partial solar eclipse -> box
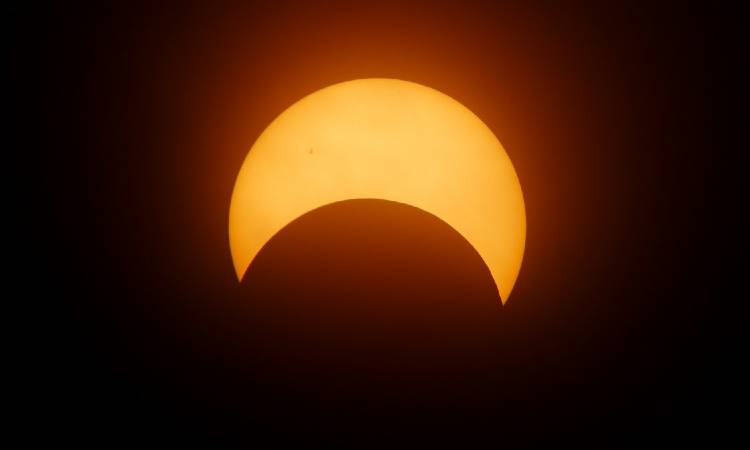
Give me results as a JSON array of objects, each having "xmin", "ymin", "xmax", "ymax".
[{"xmin": 229, "ymin": 79, "xmax": 525, "ymax": 303}]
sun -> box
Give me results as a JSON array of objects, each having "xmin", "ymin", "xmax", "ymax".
[{"xmin": 229, "ymin": 79, "xmax": 525, "ymax": 303}]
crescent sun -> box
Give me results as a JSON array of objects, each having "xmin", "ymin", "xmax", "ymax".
[{"xmin": 229, "ymin": 79, "xmax": 526, "ymax": 304}]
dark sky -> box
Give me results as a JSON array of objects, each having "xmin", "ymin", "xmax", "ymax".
[{"xmin": 14, "ymin": 1, "xmax": 724, "ymax": 445}]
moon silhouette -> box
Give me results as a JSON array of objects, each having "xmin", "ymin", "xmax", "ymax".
[{"xmin": 229, "ymin": 79, "xmax": 525, "ymax": 303}]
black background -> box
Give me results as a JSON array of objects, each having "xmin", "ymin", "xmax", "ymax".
[{"xmin": 14, "ymin": 1, "xmax": 725, "ymax": 445}]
